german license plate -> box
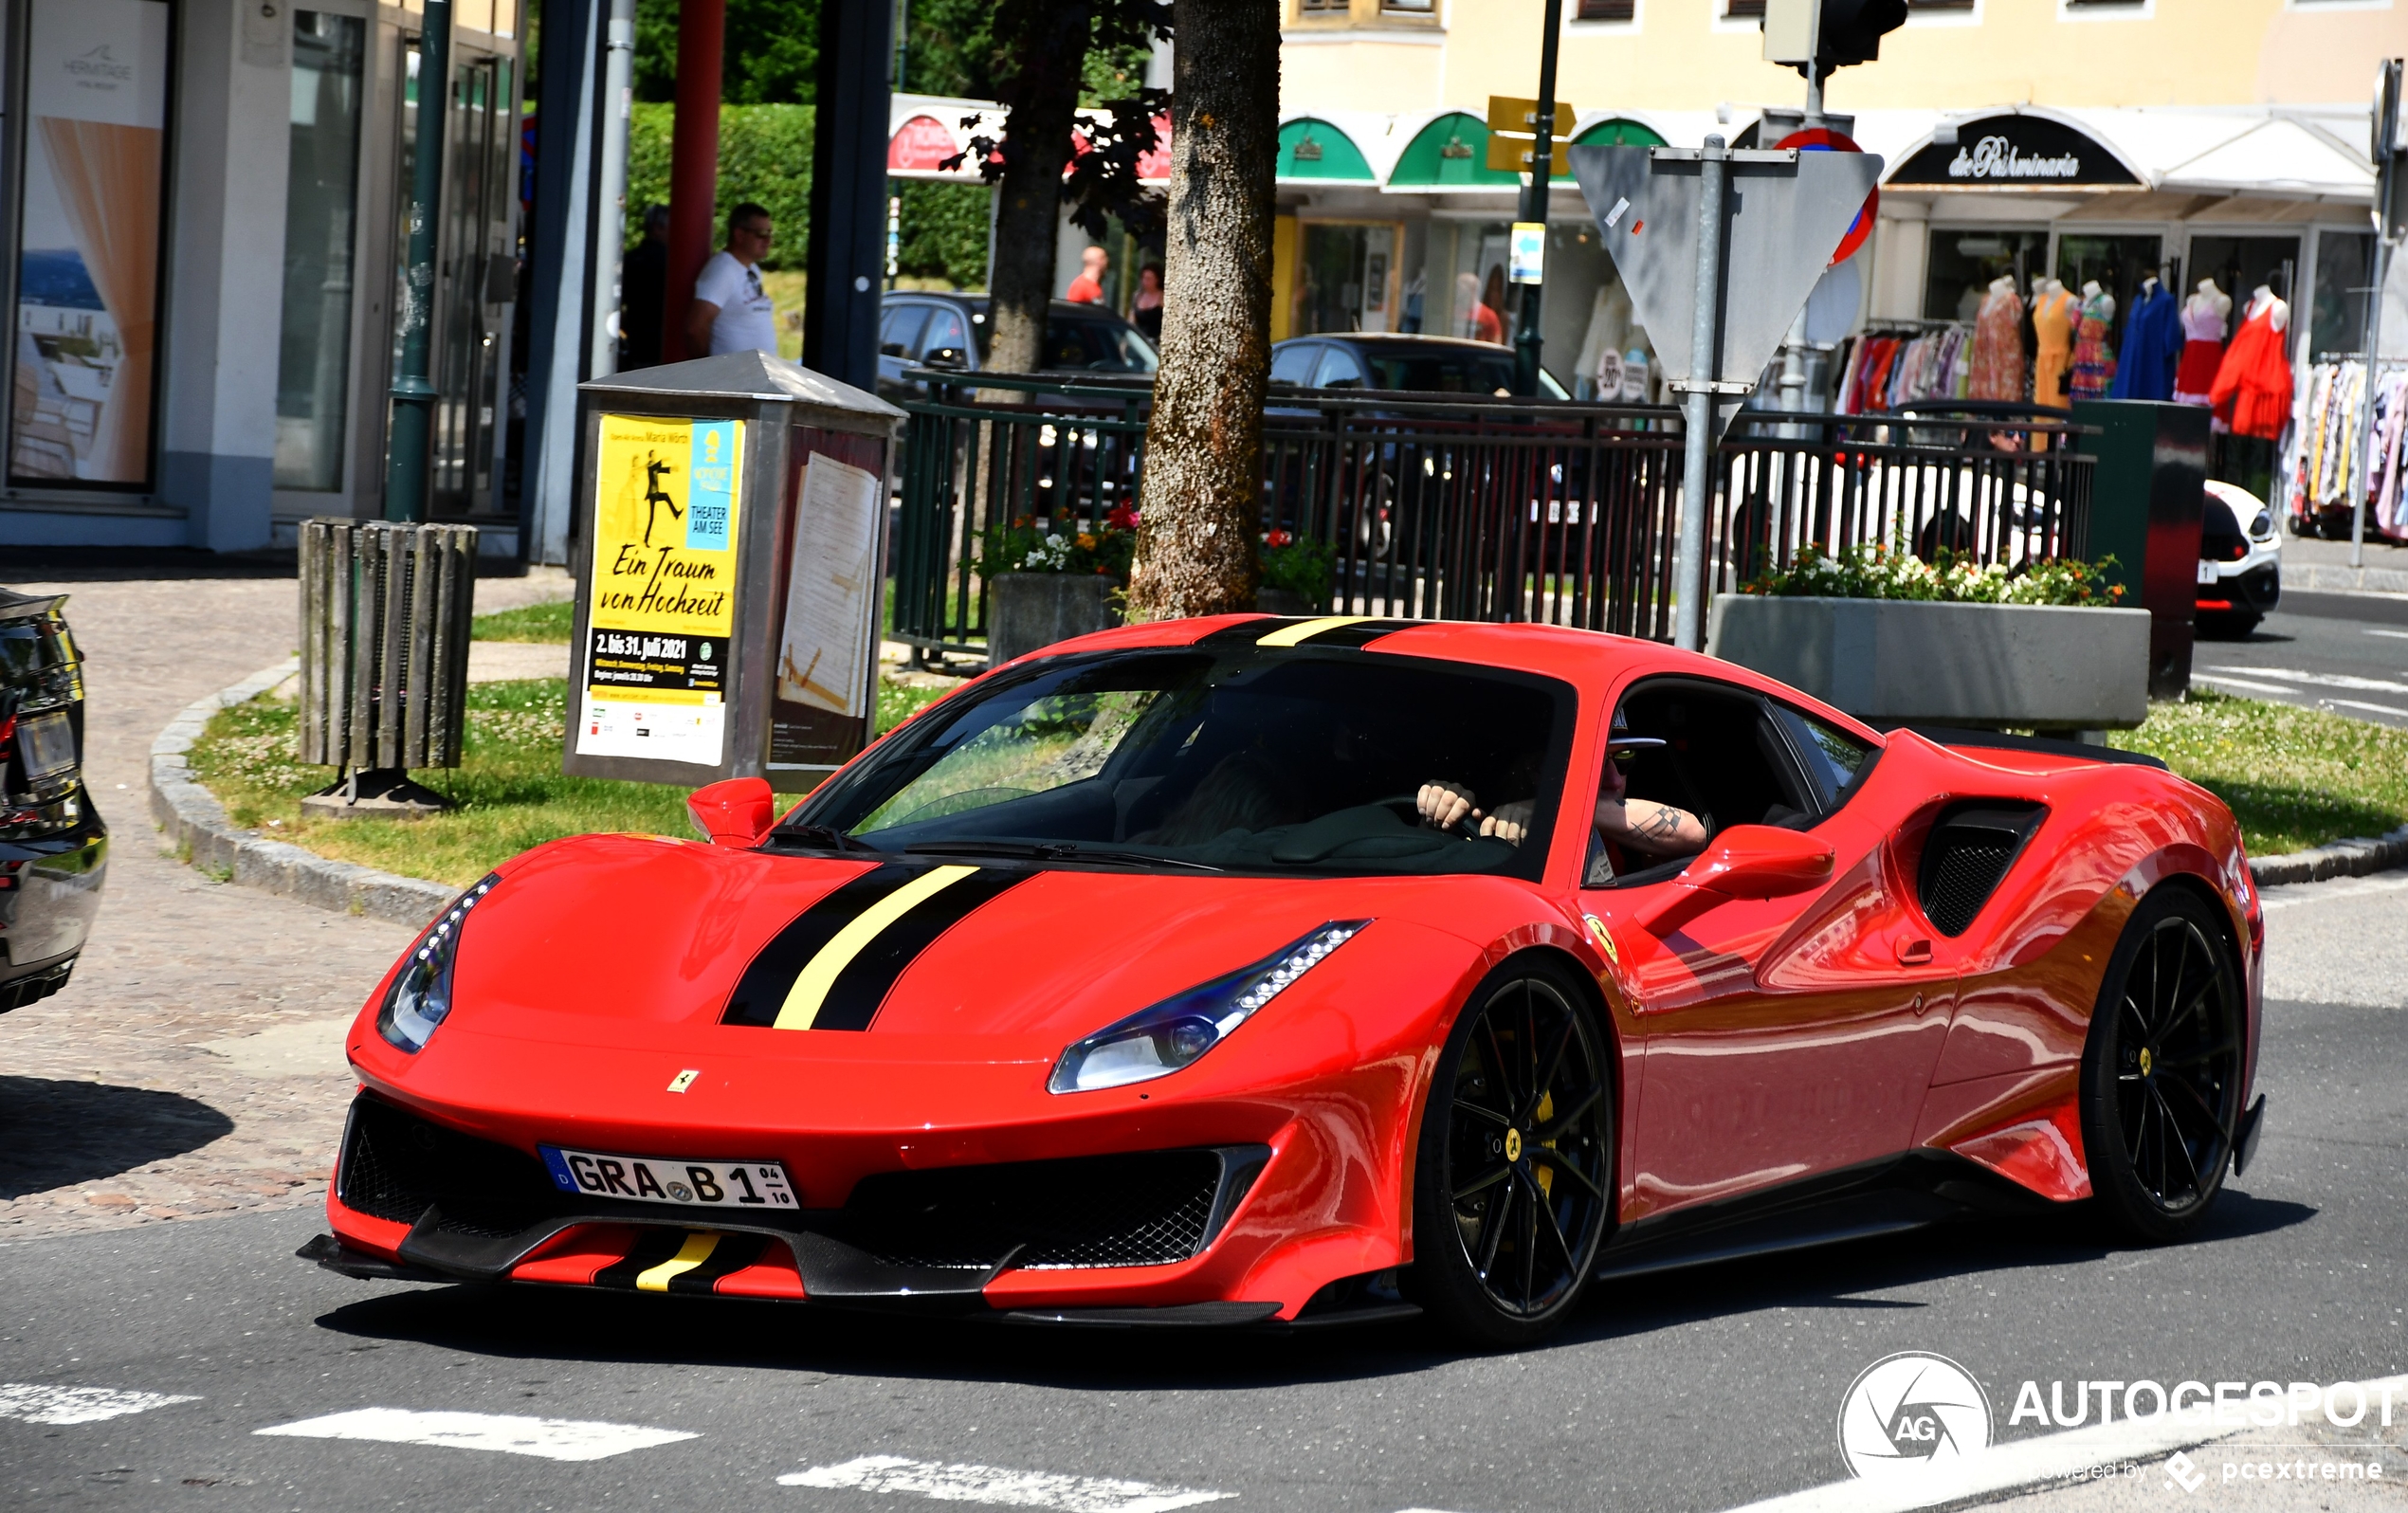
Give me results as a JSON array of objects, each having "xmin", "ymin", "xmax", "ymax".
[
  {"xmin": 2197, "ymin": 559, "xmax": 2220, "ymax": 585},
  {"xmin": 539, "ymin": 1146, "xmax": 797, "ymax": 1211},
  {"xmin": 18, "ymin": 709, "xmax": 75, "ymax": 782}
]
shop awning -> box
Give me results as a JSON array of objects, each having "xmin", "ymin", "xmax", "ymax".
[
  {"xmin": 1881, "ymin": 105, "xmax": 2376, "ymax": 205},
  {"xmin": 1278, "ymin": 117, "xmax": 1376, "ymax": 182},
  {"xmin": 1387, "ymin": 111, "xmax": 1523, "ymax": 190}
]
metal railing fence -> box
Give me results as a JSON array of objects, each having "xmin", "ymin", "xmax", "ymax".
[{"xmin": 887, "ymin": 375, "xmax": 2096, "ymax": 657}]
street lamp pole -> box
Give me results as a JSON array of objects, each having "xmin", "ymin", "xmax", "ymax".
[
  {"xmin": 1512, "ymin": 0, "xmax": 1564, "ymax": 398},
  {"xmin": 384, "ymin": 0, "xmax": 451, "ymax": 523}
]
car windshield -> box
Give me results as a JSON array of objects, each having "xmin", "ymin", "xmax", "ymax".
[
  {"xmin": 970, "ymin": 309, "xmax": 1159, "ymax": 374},
  {"xmin": 791, "ymin": 647, "xmax": 1573, "ymax": 879},
  {"xmin": 1362, "ymin": 351, "xmax": 1570, "ymax": 400}
]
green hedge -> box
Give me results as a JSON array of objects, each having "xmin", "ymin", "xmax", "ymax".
[{"xmin": 625, "ymin": 104, "xmax": 989, "ymax": 287}]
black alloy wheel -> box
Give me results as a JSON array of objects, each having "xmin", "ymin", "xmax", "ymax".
[
  {"xmin": 2079, "ymin": 887, "xmax": 2247, "ymax": 1243},
  {"xmin": 1410, "ymin": 957, "xmax": 1614, "ymax": 1346}
]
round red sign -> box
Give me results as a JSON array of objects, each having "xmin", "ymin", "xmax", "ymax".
[{"xmin": 1776, "ymin": 127, "xmax": 1877, "ymax": 266}]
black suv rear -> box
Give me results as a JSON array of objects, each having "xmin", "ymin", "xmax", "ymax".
[{"xmin": 1, "ymin": 588, "xmax": 106, "ymax": 1012}]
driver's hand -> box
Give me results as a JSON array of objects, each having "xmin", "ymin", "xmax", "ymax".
[
  {"xmin": 1417, "ymin": 781, "xmax": 1478, "ymax": 831},
  {"xmin": 1479, "ymin": 800, "xmax": 1533, "ymax": 847}
]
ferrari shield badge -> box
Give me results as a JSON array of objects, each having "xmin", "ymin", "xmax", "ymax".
[{"xmin": 1584, "ymin": 914, "xmax": 1619, "ymax": 965}]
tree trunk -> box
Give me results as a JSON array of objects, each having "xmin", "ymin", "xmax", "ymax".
[
  {"xmin": 1126, "ymin": 0, "xmax": 1278, "ymax": 621},
  {"xmin": 980, "ymin": 9, "xmax": 1090, "ymax": 388}
]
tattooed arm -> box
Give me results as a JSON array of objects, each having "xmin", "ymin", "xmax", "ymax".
[{"xmin": 1595, "ymin": 794, "xmax": 1708, "ymax": 857}]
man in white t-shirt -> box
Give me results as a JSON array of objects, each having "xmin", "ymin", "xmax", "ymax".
[{"xmin": 684, "ymin": 202, "xmax": 778, "ymax": 358}]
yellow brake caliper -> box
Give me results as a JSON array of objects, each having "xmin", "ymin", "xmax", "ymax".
[{"xmin": 1532, "ymin": 1090, "xmax": 1556, "ymax": 1198}]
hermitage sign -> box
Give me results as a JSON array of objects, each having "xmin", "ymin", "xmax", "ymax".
[{"xmin": 1889, "ymin": 113, "xmax": 2139, "ymax": 189}]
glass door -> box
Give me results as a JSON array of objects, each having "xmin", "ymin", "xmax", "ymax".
[
  {"xmin": 388, "ymin": 37, "xmax": 517, "ymax": 520},
  {"xmin": 275, "ymin": 11, "xmax": 367, "ymax": 494}
]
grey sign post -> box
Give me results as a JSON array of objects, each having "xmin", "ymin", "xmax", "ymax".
[{"xmin": 1569, "ymin": 140, "xmax": 1884, "ymax": 649}]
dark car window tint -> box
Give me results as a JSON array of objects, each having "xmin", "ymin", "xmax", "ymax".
[
  {"xmin": 1269, "ymin": 343, "xmax": 1320, "ymax": 385},
  {"xmin": 1314, "ymin": 348, "xmax": 1367, "ymax": 389},
  {"xmin": 1364, "ymin": 352, "xmax": 1519, "ymax": 396},
  {"xmin": 1045, "ymin": 318, "xmax": 1158, "ymax": 374},
  {"xmin": 1769, "ymin": 703, "xmax": 1875, "ymax": 811},
  {"xmin": 879, "ymin": 302, "xmax": 928, "ymax": 357},
  {"xmin": 921, "ymin": 307, "xmax": 968, "ymax": 360},
  {"xmin": 796, "ymin": 648, "xmax": 1574, "ymax": 882}
]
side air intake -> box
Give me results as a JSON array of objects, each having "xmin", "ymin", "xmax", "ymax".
[{"xmin": 1917, "ymin": 802, "xmax": 2046, "ymax": 938}]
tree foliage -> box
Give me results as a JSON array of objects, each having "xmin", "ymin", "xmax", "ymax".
[
  {"xmin": 625, "ymin": 102, "xmax": 815, "ymax": 271},
  {"xmin": 633, "ymin": 0, "xmax": 819, "ymax": 105}
]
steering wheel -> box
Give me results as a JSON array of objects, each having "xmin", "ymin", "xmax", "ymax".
[{"xmin": 1377, "ymin": 793, "xmax": 1483, "ymax": 840}]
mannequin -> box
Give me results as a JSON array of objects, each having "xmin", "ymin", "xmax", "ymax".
[
  {"xmin": 2111, "ymin": 270, "xmax": 2181, "ymax": 402},
  {"xmin": 2032, "ymin": 275, "xmax": 2076, "ymax": 409},
  {"xmin": 2071, "ymin": 278, "xmax": 2118, "ymax": 400},
  {"xmin": 2210, "ymin": 278, "xmax": 2294, "ymax": 440},
  {"xmin": 2173, "ymin": 279, "xmax": 2232, "ymax": 406},
  {"xmin": 1969, "ymin": 274, "xmax": 2026, "ymax": 402}
]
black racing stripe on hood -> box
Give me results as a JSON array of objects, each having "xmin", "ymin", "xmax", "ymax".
[
  {"xmin": 1195, "ymin": 616, "xmax": 1283, "ymax": 646},
  {"xmin": 809, "ymin": 867, "xmax": 1035, "ymax": 1031},
  {"xmin": 592, "ymin": 1228, "xmax": 693, "ymax": 1289},
  {"xmin": 721, "ymin": 864, "xmax": 925, "ymax": 1028},
  {"xmin": 1296, "ymin": 618, "xmax": 1414, "ymax": 647}
]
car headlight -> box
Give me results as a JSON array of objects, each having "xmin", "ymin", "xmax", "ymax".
[
  {"xmin": 377, "ymin": 873, "xmax": 500, "ymax": 1052},
  {"xmin": 1048, "ymin": 921, "xmax": 1368, "ymax": 1094},
  {"xmin": 2250, "ymin": 510, "xmax": 2273, "ymax": 538}
]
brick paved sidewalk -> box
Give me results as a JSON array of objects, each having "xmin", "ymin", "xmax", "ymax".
[{"xmin": 0, "ymin": 567, "xmax": 568, "ymax": 1244}]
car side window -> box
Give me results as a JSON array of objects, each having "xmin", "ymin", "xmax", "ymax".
[
  {"xmin": 1314, "ymin": 347, "xmax": 1367, "ymax": 389},
  {"xmin": 1269, "ymin": 343, "xmax": 1320, "ymax": 385},
  {"xmin": 1586, "ymin": 678, "xmax": 1819, "ymax": 887},
  {"xmin": 921, "ymin": 307, "xmax": 968, "ymax": 360},
  {"xmin": 880, "ymin": 302, "xmax": 928, "ymax": 358},
  {"xmin": 1767, "ymin": 703, "xmax": 1876, "ymax": 814}
]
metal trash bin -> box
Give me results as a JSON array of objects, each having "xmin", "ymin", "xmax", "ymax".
[
  {"xmin": 297, "ymin": 519, "xmax": 479, "ymax": 816},
  {"xmin": 562, "ymin": 352, "xmax": 903, "ymax": 789}
]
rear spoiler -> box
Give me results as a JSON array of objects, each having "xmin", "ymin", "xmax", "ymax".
[{"xmin": 1890, "ymin": 724, "xmax": 2168, "ymax": 773}]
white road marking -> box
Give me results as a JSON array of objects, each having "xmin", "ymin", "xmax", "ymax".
[
  {"xmin": 2323, "ymin": 697, "xmax": 2408, "ymax": 720},
  {"xmin": 2365, "ymin": 628, "xmax": 2408, "ymax": 639},
  {"xmin": 2206, "ymin": 664, "xmax": 2408, "ymax": 696},
  {"xmin": 778, "ymin": 1454, "xmax": 1233, "ymax": 1511},
  {"xmin": 1712, "ymin": 1372, "xmax": 2408, "ymax": 1513},
  {"xmin": 2192, "ymin": 673, "xmax": 2304, "ymax": 697},
  {"xmin": 255, "ymin": 1407, "xmax": 698, "ymax": 1461},
  {"xmin": 0, "ymin": 1383, "xmax": 200, "ymax": 1425}
]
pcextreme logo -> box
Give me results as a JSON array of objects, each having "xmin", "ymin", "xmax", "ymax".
[{"xmin": 1837, "ymin": 1352, "xmax": 1995, "ymax": 1479}]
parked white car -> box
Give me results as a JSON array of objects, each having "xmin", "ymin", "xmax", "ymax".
[{"xmin": 2198, "ymin": 479, "xmax": 2281, "ymax": 637}]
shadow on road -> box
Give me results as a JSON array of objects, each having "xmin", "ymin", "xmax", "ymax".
[
  {"xmin": 0, "ymin": 1076, "xmax": 235, "ymax": 1197},
  {"xmin": 307, "ymin": 1194, "xmax": 2316, "ymax": 1388}
]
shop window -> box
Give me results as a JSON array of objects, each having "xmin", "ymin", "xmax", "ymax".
[
  {"xmin": 1380, "ymin": 0, "xmax": 1435, "ymax": 10},
  {"xmin": 1909, "ymin": 0, "xmax": 1977, "ymax": 10},
  {"xmin": 9, "ymin": 0, "xmax": 173, "ymax": 491},
  {"xmin": 276, "ymin": 12, "xmax": 368, "ymax": 494},
  {"xmin": 2311, "ymin": 232, "xmax": 2376, "ymax": 362},
  {"xmin": 1576, "ymin": 0, "xmax": 1637, "ymax": 18},
  {"xmin": 1922, "ymin": 228, "xmax": 2049, "ymax": 324},
  {"xmin": 2189, "ymin": 234, "xmax": 2299, "ymax": 500},
  {"xmin": 2054, "ymin": 233, "xmax": 2163, "ymax": 356},
  {"xmin": 1294, "ymin": 224, "xmax": 1399, "ymax": 337}
]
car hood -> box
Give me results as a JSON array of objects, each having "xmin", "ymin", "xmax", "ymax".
[{"xmin": 439, "ymin": 834, "xmax": 1536, "ymax": 1058}]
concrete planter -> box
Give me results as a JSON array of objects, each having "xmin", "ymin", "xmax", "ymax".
[
  {"xmin": 988, "ymin": 573, "xmax": 1122, "ymax": 666},
  {"xmin": 1706, "ymin": 595, "xmax": 2152, "ymax": 731}
]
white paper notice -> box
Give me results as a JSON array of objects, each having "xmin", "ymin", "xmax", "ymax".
[
  {"xmin": 575, "ymin": 692, "xmax": 726, "ymax": 766},
  {"xmin": 778, "ymin": 453, "xmax": 881, "ymax": 718}
]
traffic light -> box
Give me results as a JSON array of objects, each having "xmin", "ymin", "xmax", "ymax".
[{"xmin": 1761, "ymin": 0, "xmax": 1908, "ymax": 80}]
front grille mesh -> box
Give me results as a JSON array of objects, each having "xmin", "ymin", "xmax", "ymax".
[
  {"xmin": 337, "ymin": 1097, "xmax": 555, "ymax": 1230},
  {"xmin": 843, "ymin": 1151, "xmax": 1227, "ymax": 1270}
]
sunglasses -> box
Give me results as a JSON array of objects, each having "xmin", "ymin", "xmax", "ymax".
[{"xmin": 1607, "ymin": 736, "xmax": 1666, "ymax": 766}]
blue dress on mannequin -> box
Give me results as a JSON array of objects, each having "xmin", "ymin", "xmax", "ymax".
[{"xmin": 2109, "ymin": 281, "xmax": 2181, "ymax": 401}]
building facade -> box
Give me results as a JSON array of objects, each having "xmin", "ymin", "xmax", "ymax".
[
  {"xmin": 1266, "ymin": 0, "xmax": 2403, "ymax": 443},
  {"xmin": 0, "ymin": 0, "xmax": 525, "ymax": 553}
]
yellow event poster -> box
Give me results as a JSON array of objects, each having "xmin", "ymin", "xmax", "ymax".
[{"xmin": 576, "ymin": 414, "xmax": 744, "ymax": 766}]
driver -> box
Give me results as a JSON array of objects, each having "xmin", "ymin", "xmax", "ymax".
[{"xmin": 1415, "ymin": 739, "xmax": 1707, "ymax": 860}]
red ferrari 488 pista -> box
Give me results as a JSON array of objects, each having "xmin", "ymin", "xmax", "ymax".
[{"xmin": 307, "ymin": 614, "xmax": 2264, "ymax": 1345}]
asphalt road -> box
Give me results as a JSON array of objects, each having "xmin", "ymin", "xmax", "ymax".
[
  {"xmin": 2192, "ymin": 589, "xmax": 2408, "ymax": 729},
  {"xmin": 4, "ymin": 877, "xmax": 2404, "ymax": 1513}
]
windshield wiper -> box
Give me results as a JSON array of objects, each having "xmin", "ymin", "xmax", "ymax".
[
  {"xmin": 766, "ymin": 823, "xmax": 884, "ymax": 854},
  {"xmin": 901, "ymin": 840, "xmax": 1223, "ymax": 873}
]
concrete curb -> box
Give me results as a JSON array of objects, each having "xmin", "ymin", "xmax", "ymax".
[
  {"xmin": 148, "ymin": 660, "xmax": 455, "ymax": 930},
  {"xmin": 2248, "ymin": 823, "xmax": 2408, "ymax": 888},
  {"xmin": 2287, "ymin": 562, "xmax": 2408, "ymax": 598}
]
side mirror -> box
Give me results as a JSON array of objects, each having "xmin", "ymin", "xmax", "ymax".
[
  {"xmin": 924, "ymin": 346, "xmax": 968, "ymax": 370},
  {"xmin": 1678, "ymin": 825, "xmax": 1835, "ymax": 900},
  {"xmin": 687, "ymin": 777, "xmax": 775, "ymax": 848}
]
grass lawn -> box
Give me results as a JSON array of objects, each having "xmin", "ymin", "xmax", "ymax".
[
  {"xmin": 2111, "ymin": 687, "xmax": 2408, "ymax": 857},
  {"xmin": 471, "ymin": 599, "xmax": 575, "ymax": 643},
  {"xmin": 189, "ymin": 676, "xmax": 955, "ymax": 888}
]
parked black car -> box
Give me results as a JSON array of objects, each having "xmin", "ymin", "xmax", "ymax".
[
  {"xmin": 0, "ymin": 587, "xmax": 105, "ymax": 1013},
  {"xmin": 875, "ymin": 295, "xmax": 1158, "ymax": 402},
  {"xmin": 1268, "ymin": 333, "xmax": 1571, "ymax": 400}
]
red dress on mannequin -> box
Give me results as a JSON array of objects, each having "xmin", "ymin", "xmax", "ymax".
[{"xmin": 2207, "ymin": 301, "xmax": 2293, "ymax": 442}]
